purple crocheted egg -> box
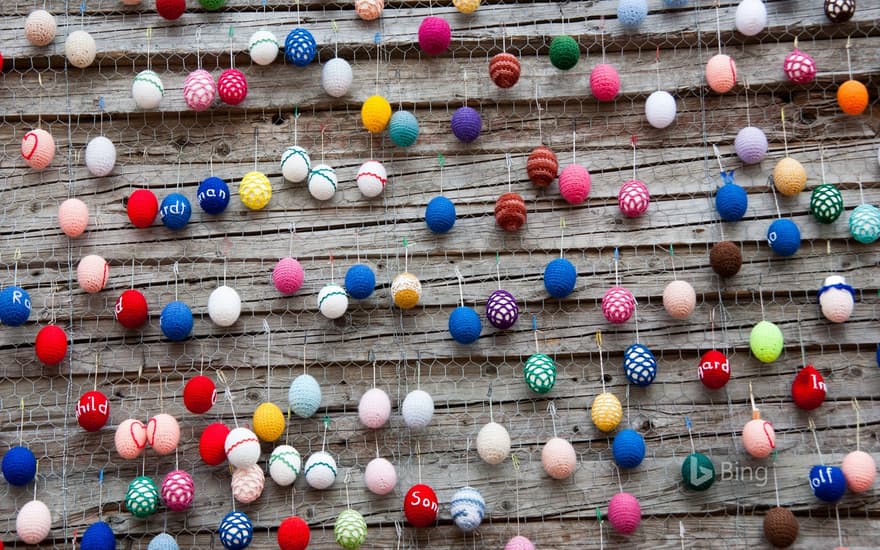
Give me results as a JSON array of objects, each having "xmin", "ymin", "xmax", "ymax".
[
  {"xmin": 451, "ymin": 106, "xmax": 482, "ymax": 143},
  {"xmin": 485, "ymin": 289, "xmax": 519, "ymax": 330}
]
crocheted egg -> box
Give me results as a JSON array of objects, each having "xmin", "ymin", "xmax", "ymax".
[
  {"xmin": 705, "ymin": 54, "xmax": 737, "ymax": 93},
  {"xmin": 486, "ymin": 289, "xmax": 519, "ymax": 329},
  {"xmin": 767, "ymin": 218, "xmax": 801, "ymax": 256},
  {"xmin": 783, "ymin": 48, "xmax": 817, "ymax": 84},
  {"xmin": 749, "ymin": 320, "xmax": 784, "ymax": 363},
  {"xmin": 58, "ymin": 197, "xmax": 89, "ymax": 237},
  {"xmin": 304, "ymin": 450, "xmax": 337, "ymax": 489},
  {"xmin": 425, "ymin": 195, "xmax": 456, "ymax": 233},
  {"xmin": 709, "ymin": 240, "xmax": 742, "ymax": 278},
  {"xmin": 248, "ymin": 30, "xmax": 279, "ymax": 66},
  {"xmin": 612, "ymin": 428, "xmax": 646, "ymax": 469},
  {"xmin": 819, "ymin": 275, "xmax": 854, "ymax": 323},
  {"xmin": 199, "ymin": 0, "xmax": 226, "ymax": 10},
  {"xmin": 591, "ymin": 392, "xmax": 623, "ymax": 432},
  {"xmin": 405, "ymin": 484, "xmax": 439, "ymax": 527},
  {"xmin": 334, "ymin": 509, "xmax": 367, "ymax": 550},
  {"xmin": 115, "ymin": 289, "xmax": 148, "ymax": 329},
  {"xmin": 278, "ymin": 516, "xmax": 310, "ymax": 550},
  {"xmin": 184, "ymin": 69, "xmax": 216, "ymax": 111},
  {"xmin": 608, "ymin": 492, "xmax": 641, "ymax": 535},
  {"xmin": 357, "ymin": 160, "xmax": 387, "ymax": 198},
  {"xmin": 115, "ymin": 418, "xmax": 147, "ymax": 459},
  {"xmin": 544, "ymin": 257, "xmax": 576, "ymax": 298},
  {"xmin": 773, "ymin": 157, "xmax": 807, "ymax": 196},
  {"xmin": 645, "ymin": 90, "xmax": 676, "ymax": 129},
  {"xmin": 850, "ymin": 204, "xmax": 880, "ymax": 243},
  {"xmin": 65, "ymin": 30, "xmax": 96, "ymax": 68},
  {"xmin": 824, "ymin": 0, "xmax": 855, "ymax": 22},
  {"xmin": 322, "ymin": 57, "xmax": 353, "ymax": 98},
  {"xmin": 2, "ymin": 446, "xmax": 37, "ymax": 486},
  {"xmin": 161, "ymin": 469, "xmax": 194, "ymax": 512},
  {"xmin": 364, "ymin": 456, "xmax": 397, "ymax": 495},
  {"xmin": 160, "ymin": 301, "xmax": 193, "ymax": 341},
  {"xmin": 253, "ymin": 402, "xmax": 285, "ymax": 442},
  {"xmin": 269, "ymin": 445, "xmax": 301, "ymax": 486},
  {"xmin": 623, "ymin": 343, "xmax": 657, "ymax": 386},
  {"xmin": 239, "ymin": 171, "xmax": 271, "ymax": 210},
  {"xmin": 449, "ymin": 306, "xmax": 481, "ymax": 344},
  {"xmin": 716, "ymin": 179, "xmax": 748, "ymax": 222},
  {"xmin": 218, "ymin": 69, "xmax": 248, "ymax": 105},
  {"xmin": 127, "ymin": 189, "xmax": 158, "ymax": 227},
  {"xmin": 527, "ymin": 145, "xmax": 558, "ymax": 187},
  {"xmin": 199, "ymin": 422, "xmax": 230, "ymax": 466},
  {"xmin": 219, "ymin": 511, "xmax": 253, "ymax": 550},
  {"xmin": 489, "ymin": 52, "xmax": 520, "ymax": 88},
  {"xmin": 590, "ymin": 63, "xmax": 620, "ymax": 102},
  {"xmin": 681, "ymin": 452, "xmax": 715, "ymax": 491},
  {"xmin": 451, "ymin": 106, "xmax": 482, "ymax": 143},
  {"xmin": 224, "ymin": 427, "xmax": 261, "ymax": 468},
  {"xmin": 281, "ymin": 145, "xmax": 310, "ymax": 182},
  {"xmin": 735, "ymin": 0, "xmax": 767, "ymax": 36},
  {"xmin": 454, "ymin": 0, "xmax": 480, "ymax": 13},
  {"xmin": 401, "ymin": 389, "xmax": 434, "ymax": 428},
  {"xmin": 810, "ymin": 465, "xmax": 846, "ymax": 502},
  {"xmin": 345, "ymin": 264, "xmax": 376, "ymax": 299},
  {"xmin": 16, "ymin": 500, "xmax": 51, "ymax": 544},
  {"xmin": 505, "ymin": 536, "xmax": 536, "ymax": 550},
  {"xmin": 362, "ymin": 95, "xmax": 392, "ymax": 133},
  {"xmin": 308, "ymin": 164, "xmax": 338, "ymax": 201},
  {"xmin": 35, "ymin": 324, "xmax": 68, "ymax": 366},
  {"xmin": 450, "ymin": 487, "xmax": 486, "ymax": 532},
  {"xmin": 358, "ymin": 387, "xmax": 391, "ymax": 429},
  {"xmin": 148, "ymin": 533, "xmax": 179, "ymax": 550},
  {"xmin": 524, "ymin": 353, "xmax": 556, "ymax": 394},
  {"xmin": 418, "ymin": 16, "xmax": 451, "ymax": 56},
  {"xmin": 389, "ymin": 110, "xmax": 420, "ymax": 147},
  {"xmin": 559, "ymin": 163, "xmax": 591, "ymax": 204},
  {"xmin": 809, "ymin": 183, "xmax": 843, "ymax": 224},
  {"xmin": 618, "ymin": 179, "xmax": 650, "ymax": 217},
  {"xmin": 842, "ymin": 450, "xmax": 876, "ymax": 493},
  {"xmin": 764, "ymin": 506, "xmax": 799, "ymax": 549},
  {"xmin": 146, "ymin": 413, "xmax": 180, "ymax": 455},
  {"xmin": 289, "ymin": 373, "xmax": 321, "ymax": 418},
  {"xmin": 318, "ymin": 284, "xmax": 348, "ymax": 319},
  {"xmin": 743, "ymin": 417, "xmax": 776, "ymax": 458},
  {"xmin": 699, "ymin": 349, "xmax": 731, "ymax": 389},
  {"xmin": 838, "ymin": 80, "xmax": 868, "ymax": 115},
  {"xmin": 477, "ymin": 421, "xmax": 510, "ymax": 465},
  {"xmin": 208, "ymin": 285, "xmax": 241, "ymax": 327},
  {"xmin": 541, "ymin": 437, "xmax": 576, "ymax": 479},
  {"xmin": 0, "ymin": 285, "xmax": 31, "ymax": 326},
  {"xmin": 21, "ymin": 128, "xmax": 55, "ymax": 170},
  {"xmin": 663, "ymin": 279, "xmax": 696, "ymax": 319},
  {"xmin": 355, "ymin": 0, "xmax": 384, "ymax": 21},
  {"xmin": 791, "ymin": 365, "xmax": 826, "ymax": 410},
  {"xmin": 285, "ymin": 28, "xmax": 317, "ymax": 67},
  {"xmin": 132, "ymin": 70, "xmax": 164, "ymax": 109},
  {"xmin": 159, "ymin": 192, "xmax": 192, "ymax": 230},
  {"xmin": 84, "ymin": 135, "xmax": 116, "ymax": 177},
  {"xmin": 156, "ymin": 0, "xmax": 185, "ymax": 20},
  {"xmin": 77, "ymin": 254, "xmax": 109, "ymax": 294},
  {"xmin": 735, "ymin": 126, "xmax": 768, "ymax": 164},
  {"xmin": 232, "ymin": 464, "xmax": 265, "ymax": 504},
  {"xmin": 549, "ymin": 35, "xmax": 579, "ymax": 70},
  {"xmin": 197, "ymin": 176, "xmax": 230, "ymax": 214},
  {"xmin": 126, "ymin": 475, "xmax": 159, "ymax": 518},
  {"xmin": 25, "ymin": 10, "xmax": 57, "ymax": 46},
  {"xmin": 602, "ymin": 286, "xmax": 636, "ymax": 324}
]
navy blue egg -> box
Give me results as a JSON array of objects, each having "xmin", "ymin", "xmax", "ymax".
[
  {"xmin": 0, "ymin": 285, "xmax": 32, "ymax": 326},
  {"xmin": 612, "ymin": 429, "xmax": 646, "ymax": 469},
  {"xmin": 809, "ymin": 464, "xmax": 846, "ymax": 503},
  {"xmin": 197, "ymin": 177, "xmax": 230, "ymax": 215},
  {"xmin": 81, "ymin": 520, "xmax": 116, "ymax": 550},
  {"xmin": 448, "ymin": 306, "xmax": 482, "ymax": 344},
  {"xmin": 160, "ymin": 301, "xmax": 193, "ymax": 341},
  {"xmin": 425, "ymin": 195, "xmax": 456, "ymax": 233},
  {"xmin": 543, "ymin": 258, "xmax": 576, "ymax": 298},
  {"xmin": 160, "ymin": 193, "xmax": 192, "ymax": 231},
  {"xmin": 623, "ymin": 343, "xmax": 658, "ymax": 386},
  {"xmin": 767, "ymin": 218, "xmax": 801, "ymax": 257},
  {"xmin": 715, "ymin": 183, "xmax": 748, "ymax": 221},
  {"xmin": 344, "ymin": 264, "xmax": 376, "ymax": 300},
  {"xmin": 2, "ymin": 445, "xmax": 37, "ymax": 486},
  {"xmin": 876, "ymin": 344, "xmax": 880, "ymax": 368},
  {"xmin": 285, "ymin": 28, "xmax": 317, "ymax": 67}
]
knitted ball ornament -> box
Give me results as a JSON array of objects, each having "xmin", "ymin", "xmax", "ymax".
[
  {"xmin": 199, "ymin": 422, "xmax": 230, "ymax": 466},
  {"xmin": 734, "ymin": 0, "xmax": 767, "ymax": 36},
  {"xmin": 681, "ymin": 452, "xmax": 715, "ymax": 491},
  {"xmin": 477, "ymin": 421, "xmax": 511, "ymax": 465},
  {"xmin": 810, "ymin": 465, "xmax": 846, "ymax": 502},
  {"xmin": 404, "ymin": 484, "xmax": 439, "ymax": 526},
  {"xmin": 160, "ymin": 301, "xmax": 193, "ymax": 341},
  {"xmin": 764, "ymin": 506, "xmax": 799, "ymax": 549},
  {"xmin": 715, "ymin": 178, "xmax": 748, "ymax": 222},
  {"xmin": 248, "ymin": 30, "xmax": 279, "ymax": 66},
  {"xmin": 304, "ymin": 450, "xmax": 337, "ymax": 490},
  {"xmin": 364, "ymin": 456, "xmax": 397, "ymax": 495},
  {"xmin": 159, "ymin": 192, "xmax": 192, "ymax": 230},
  {"xmin": 618, "ymin": 179, "xmax": 650, "ymax": 217},
  {"xmin": 358, "ymin": 387, "xmax": 391, "ymax": 429},
  {"xmin": 544, "ymin": 257, "xmax": 576, "ymax": 298},
  {"xmin": 21, "ymin": 128, "xmax": 55, "ymax": 170},
  {"xmin": 208, "ymin": 285, "xmax": 241, "ymax": 327},
  {"xmin": 612, "ymin": 428, "xmax": 646, "ymax": 469},
  {"xmin": 321, "ymin": 57, "xmax": 353, "ymax": 98},
  {"xmin": 239, "ymin": 171, "xmax": 271, "ymax": 210},
  {"xmin": 645, "ymin": 90, "xmax": 676, "ymax": 129},
  {"xmin": 115, "ymin": 418, "xmax": 147, "ymax": 459},
  {"xmin": 58, "ymin": 197, "xmax": 89, "ymax": 237},
  {"xmin": 505, "ymin": 536, "xmax": 536, "ymax": 550},
  {"xmin": 734, "ymin": 126, "xmax": 768, "ymax": 164},
  {"xmin": 25, "ymin": 10, "xmax": 57, "ymax": 46},
  {"xmin": 454, "ymin": 0, "xmax": 480, "ymax": 13},
  {"xmin": 783, "ymin": 48, "xmax": 817, "ymax": 84},
  {"xmin": 418, "ymin": 17, "xmax": 451, "ymax": 56},
  {"xmin": 773, "ymin": 157, "xmax": 807, "ymax": 196},
  {"xmin": 663, "ymin": 279, "xmax": 696, "ymax": 319},
  {"xmin": 0, "ymin": 285, "xmax": 31, "ymax": 326},
  {"xmin": 549, "ymin": 35, "xmax": 579, "ymax": 70},
  {"xmin": 389, "ymin": 110, "xmax": 420, "ymax": 147},
  {"xmin": 618, "ymin": 0, "xmax": 648, "ymax": 27},
  {"xmin": 132, "ymin": 70, "xmax": 164, "ymax": 110},
  {"xmin": 273, "ymin": 257, "xmax": 305, "ymax": 295},
  {"xmin": 591, "ymin": 392, "xmax": 623, "ymax": 432},
  {"xmin": 357, "ymin": 160, "xmax": 387, "ymax": 198},
  {"xmin": 705, "ymin": 54, "xmax": 737, "ymax": 93},
  {"xmin": 818, "ymin": 274, "xmax": 854, "ymax": 323},
  {"xmin": 524, "ymin": 353, "xmax": 557, "ymax": 394},
  {"xmin": 269, "ymin": 445, "xmax": 302, "ymax": 486},
  {"xmin": 849, "ymin": 204, "xmax": 880, "ymax": 243},
  {"xmin": 77, "ymin": 254, "xmax": 109, "ymax": 293},
  {"xmin": 824, "ymin": 0, "xmax": 855, "ymax": 22},
  {"xmin": 334, "ymin": 509, "xmax": 367, "ymax": 550},
  {"xmin": 750, "ymin": 320, "xmax": 784, "ymax": 363},
  {"xmin": 77, "ymin": 390, "xmax": 109, "ymax": 431},
  {"xmin": 218, "ymin": 69, "xmax": 248, "ymax": 105},
  {"xmin": 450, "ymin": 486, "xmax": 486, "ymax": 532},
  {"xmin": 85, "ymin": 135, "xmax": 116, "ymax": 176},
  {"xmin": 35, "ymin": 324, "xmax": 68, "ymax": 366},
  {"xmin": 489, "ymin": 52, "xmax": 521, "ymax": 88},
  {"xmin": 284, "ymin": 28, "xmax": 317, "ymax": 67},
  {"xmin": 199, "ymin": 0, "xmax": 226, "ymax": 9},
  {"xmin": 542, "ymin": 437, "xmax": 576, "ymax": 479},
  {"xmin": 345, "ymin": 264, "xmax": 376, "ymax": 299},
  {"xmin": 183, "ymin": 69, "xmax": 216, "ymax": 111},
  {"xmin": 81, "ymin": 520, "xmax": 115, "ymax": 550},
  {"xmin": 842, "ymin": 450, "xmax": 876, "ymax": 493},
  {"xmin": 361, "ymin": 95, "xmax": 392, "ymax": 133},
  {"xmin": 355, "ymin": 0, "xmax": 384, "ymax": 21},
  {"xmin": 115, "ymin": 289, "xmax": 149, "ymax": 329},
  {"xmin": 65, "ymin": 30, "xmax": 96, "ymax": 68},
  {"xmin": 232, "ymin": 464, "xmax": 265, "ymax": 504},
  {"xmin": 837, "ymin": 80, "xmax": 868, "ymax": 115},
  {"xmin": 401, "ymin": 389, "xmax": 434, "ymax": 428},
  {"xmin": 451, "ymin": 106, "xmax": 482, "ymax": 143},
  {"xmin": 161, "ymin": 469, "xmax": 194, "ymax": 512},
  {"xmin": 146, "ymin": 413, "xmax": 180, "ymax": 455},
  {"xmin": 559, "ymin": 163, "xmax": 591, "ymax": 204},
  {"xmin": 127, "ymin": 189, "xmax": 158, "ymax": 228},
  {"xmin": 608, "ymin": 492, "xmax": 641, "ymax": 535},
  {"xmin": 148, "ymin": 534, "xmax": 179, "ymax": 550},
  {"xmin": 425, "ymin": 195, "xmax": 456, "ymax": 233},
  {"xmin": 289, "ymin": 373, "xmax": 321, "ymax": 418},
  {"xmin": 318, "ymin": 283, "xmax": 348, "ymax": 319},
  {"xmin": 602, "ymin": 286, "xmax": 636, "ymax": 324},
  {"xmin": 278, "ymin": 516, "xmax": 310, "ymax": 550},
  {"xmin": 623, "ymin": 343, "xmax": 657, "ymax": 386},
  {"xmin": 224, "ymin": 427, "xmax": 261, "ymax": 468},
  {"xmin": 699, "ymin": 349, "xmax": 731, "ymax": 389},
  {"xmin": 589, "ymin": 63, "xmax": 620, "ymax": 102},
  {"xmin": 281, "ymin": 146, "xmax": 310, "ymax": 182},
  {"xmin": 791, "ymin": 365, "xmax": 826, "ymax": 410},
  {"xmin": 197, "ymin": 176, "xmax": 230, "ymax": 214},
  {"xmin": 16, "ymin": 499, "xmax": 51, "ymax": 544},
  {"xmin": 125, "ymin": 476, "xmax": 160, "ymax": 518},
  {"xmin": 2, "ymin": 446, "xmax": 37, "ymax": 486},
  {"xmin": 253, "ymin": 401, "xmax": 285, "ymax": 442},
  {"xmin": 743, "ymin": 416, "xmax": 776, "ymax": 458},
  {"xmin": 486, "ymin": 289, "xmax": 519, "ymax": 329},
  {"xmin": 156, "ymin": 0, "xmax": 185, "ymax": 20},
  {"xmin": 449, "ymin": 306, "xmax": 481, "ymax": 344},
  {"xmin": 308, "ymin": 164, "xmax": 338, "ymax": 201},
  {"xmin": 527, "ymin": 145, "xmax": 558, "ymax": 187},
  {"xmin": 219, "ymin": 511, "xmax": 253, "ymax": 550},
  {"xmin": 810, "ymin": 184, "xmax": 844, "ymax": 223},
  {"xmin": 767, "ymin": 218, "xmax": 801, "ymax": 257},
  {"xmin": 709, "ymin": 240, "xmax": 742, "ymax": 278}
]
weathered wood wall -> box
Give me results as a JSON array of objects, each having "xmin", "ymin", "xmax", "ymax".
[{"xmin": 0, "ymin": 0, "xmax": 879, "ymax": 548}]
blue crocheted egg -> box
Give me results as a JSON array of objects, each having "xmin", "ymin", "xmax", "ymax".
[
  {"xmin": 284, "ymin": 28, "xmax": 317, "ymax": 67},
  {"xmin": 389, "ymin": 110, "xmax": 420, "ymax": 147},
  {"xmin": 288, "ymin": 373, "xmax": 321, "ymax": 418},
  {"xmin": 197, "ymin": 176, "xmax": 230, "ymax": 215},
  {"xmin": 767, "ymin": 218, "xmax": 801, "ymax": 256},
  {"xmin": 618, "ymin": 0, "xmax": 648, "ymax": 27},
  {"xmin": 612, "ymin": 428, "xmax": 646, "ymax": 469},
  {"xmin": 543, "ymin": 258, "xmax": 576, "ymax": 298},
  {"xmin": 0, "ymin": 285, "xmax": 32, "ymax": 326},
  {"xmin": 425, "ymin": 196, "xmax": 456, "ymax": 233},
  {"xmin": 448, "ymin": 306, "xmax": 481, "ymax": 344},
  {"xmin": 715, "ymin": 175, "xmax": 748, "ymax": 221},
  {"xmin": 344, "ymin": 264, "xmax": 376, "ymax": 300},
  {"xmin": 450, "ymin": 486, "xmax": 486, "ymax": 532},
  {"xmin": 2, "ymin": 445, "xmax": 37, "ymax": 486},
  {"xmin": 809, "ymin": 465, "xmax": 846, "ymax": 503},
  {"xmin": 219, "ymin": 511, "xmax": 253, "ymax": 550},
  {"xmin": 148, "ymin": 533, "xmax": 179, "ymax": 550},
  {"xmin": 159, "ymin": 192, "xmax": 191, "ymax": 231},
  {"xmin": 160, "ymin": 301, "xmax": 193, "ymax": 341},
  {"xmin": 623, "ymin": 343, "xmax": 657, "ymax": 386},
  {"xmin": 81, "ymin": 521, "xmax": 116, "ymax": 550},
  {"xmin": 849, "ymin": 204, "xmax": 880, "ymax": 244}
]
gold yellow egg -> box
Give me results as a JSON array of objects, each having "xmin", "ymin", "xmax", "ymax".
[{"xmin": 253, "ymin": 402, "xmax": 285, "ymax": 442}]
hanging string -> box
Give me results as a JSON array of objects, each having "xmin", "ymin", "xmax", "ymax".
[
  {"xmin": 321, "ymin": 415, "xmax": 330, "ymax": 452},
  {"xmin": 797, "ymin": 310, "xmax": 807, "ymax": 368},
  {"xmin": 416, "ymin": 350, "xmax": 421, "ymax": 390},
  {"xmin": 571, "ymin": 123, "xmax": 577, "ymax": 164},
  {"xmin": 669, "ymin": 245, "xmax": 677, "ymax": 280},
  {"xmin": 293, "ymin": 107, "xmax": 299, "ymax": 146},
  {"xmin": 344, "ymin": 469, "xmax": 352, "ymax": 508},
  {"xmin": 819, "ymin": 146, "xmax": 827, "ymax": 184},
  {"xmin": 808, "ymin": 417, "xmax": 824, "ymax": 465},
  {"xmin": 613, "ymin": 247, "xmax": 620, "ymax": 287},
  {"xmin": 547, "ymin": 401, "xmax": 558, "ymax": 438},
  {"xmin": 633, "ymin": 301, "xmax": 640, "ymax": 344},
  {"xmin": 757, "ymin": 276, "xmax": 766, "ymax": 320},
  {"xmin": 559, "ymin": 218, "xmax": 565, "ymax": 258},
  {"xmin": 512, "ymin": 453, "xmax": 521, "ymax": 535},
  {"xmin": 320, "ymin": 124, "xmax": 326, "ymax": 164},
  {"xmin": 19, "ymin": 398, "xmax": 25, "ymax": 446},
  {"xmin": 714, "ymin": 1, "xmax": 722, "ymax": 55},
  {"xmin": 600, "ymin": 17, "xmax": 606, "ymax": 64},
  {"xmin": 438, "ymin": 153, "xmax": 445, "ymax": 194},
  {"xmin": 173, "ymin": 261, "xmax": 180, "ymax": 301},
  {"xmin": 631, "ymin": 135, "xmax": 638, "ymax": 180},
  {"xmin": 835, "ymin": 505, "xmax": 844, "ymax": 548},
  {"xmin": 852, "ymin": 398, "xmax": 862, "ymax": 451},
  {"xmin": 780, "ymin": 107, "xmax": 789, "ymax": 157},
  {"xmin": 264, "ymin": 319, "xmax": 272, "ymax": 399},
  {"xmin": 506, "ymin": 153, "xmax": 512, "ymax": 193},
  {"xmin": 228, "ymin": 26, "xmax": 235, "ymax": 70},
  {"xmin": 857, "ymin": 176, "xmax": 865, "ymax": 205},
  {"xmin": 196, "ymin": 26, "xmax": 203, "ymax": 70},
  {"xmin": 614, "ymin": 464, "xmax": 623, "ymax": 493},
  {"xmin": 464, "ymin": 437, "xmax": 471, "ymax": 484},
  {"xmin": 93, "ymin": 354, "xmax": 99, "ymax": 392},
  {"xmin": 403, "ymin": 238, "xmax": 410, "ymax": 273},
  {"xmin": 710, "ymin": 307, "xmax": 716, "ymax": 350},
  {"xmin": 417, "ymin": 440, "xmax": 423, "ymax": 483},
  {"xmin": 329, "ymin": 255, "xmax": 335, "ymax": 284},
  {"xmin": 454, "ymin": 267, "xmax": 465, "ymax": 307},
  {"xmin": 685, "ymin": 416, "xmax": 696, "ymax": 454},
  {"xmin": 771, "ymin": 452, "xmax": 781, "ymax": 507},
  {"xmin": 97, "ymin": 468, "xmax": 103, "ymax": 517},
  {"xmin": 679, "ymin": 521, "xmax": 686, "ymax": 550},
  {"xmin": 744, "ymin": 78, "xmax": 751, "ymax": 126},
  {"xmin": 146, "ymin": 27, "xmax": 152, "ymax": 72},
  {"xmin": 157, "ymin": 363, "xmax": 165, "ymax": 413},
  {"xmin": 13, "ymin": 248, "xmax": 20, "ymax": 285},
  {"xmin": 218, "ymin": 370, "xmax": 238, "ymax": 427},
  {"xmin": 712, "ymin": 144, "xmax": 726, "ymax": 175},
  {"xmin": 374, "ymin": 34, "xmax": 381, "ymax": 97},
  {"xmin": 596, "ymin": 332, "xmax": 606, "ymax": 393},
  {"xmin": 487, "ymin": 384, "xmax": 494, "ymax": 423},
  {"xmin": 655, "ymin": 47, "xmax": 661, "ymax": 91},
  {"xmin": 532, "ymin": 316, "xmax": 539, "ymax": 354},
  {"xmin": 495, "ymin": 253, "xmax": 501, "ymax": 290},
  {"xmin": 845, "ymin": 36, "xmax": 853, "ymax": 80},
  {"xmin": 535, "ymin": 84, "xmax": 543, "ymax": 144},
  {"xmin": 598, "ymin": 507, "xmax": 604, "ymax": 550},
  {"xmin": 295, "ymin": 0, "xmax": 301, "ymax": 25},
  {"xmin": 371, "ymin": 351, "xmax": 377, "ymax": 388}
]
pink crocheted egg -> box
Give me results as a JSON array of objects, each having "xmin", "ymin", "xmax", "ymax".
[
  {"xmin": 783, "ymin": 49, "xmax": 817, "ymax": 85},
  {"xmin": 558, "ymin": 164, "xmax": 590, "ymax": 205},
  {"xmin": 364, "ymin": 456, "xmax": 397, "ymax": 495},
  {"xmin": 146, "ymin": 413, "xmax": 180, "ymax": 455},
  {"xmin": 602, "ymin": 286, "xmax": 635, "ymax": 324},
  {"xmin": 841, "ymin": 450, "xmax": 876, "ymax": 493},
  {"xmin": 232, "ymin": 464, "xmax": 265, "ymax": 504},
  {"xmin": 608, "ymin": 492, "xmax": 641, "ymax": 535},
  {"xmin": 161, "ymin": 469, "xmax": 195, "ymax": 512},
  {"xmin": 58, "ymin": 198, "xmax": 89, "ymax": 237},
  {"xmin": 418, "ymin": 16, "xmax": 451, "ymax": 56},
  {"xmin": 590, "ymin": 63, "xmax": 620, "ymax": 102},
  {"xmin": 662, "ymin": 279, "xmax": 696, "ymax": 319},
  {"xmin": 184, "ymin": 69, "xmax": 216, "ymax": 111},
  {"xmin": 617, "ymin": 179, "xmax": 650, "ymax": 218},
  {"xmin": 218, "ymin": 69, "xmax": 247, "ymax": 106},
  {"xmin": 358, "ymin": 387, "xmax": 391, "ymax": 429},
  {"xmin": 705, "ymin": 54, "xmax": 737, "ymax": 93}
]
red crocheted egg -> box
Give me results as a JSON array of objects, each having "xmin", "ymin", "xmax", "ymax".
[
  {"xmin": 218, "ymin": 69, "xmax": 248, "ymax": 105},
  {"xmin": 495, "ymin": 192, "xmax": 526, "ymax": 231},
  {"xmin": 278, "ymin": 516, "xmax": 310, "ymax": 550},
  {"xmin": 489, "ymin": 52, "xmax": 520, "ymax": 89},
  {"xmin": 115, "ymin": 289, "xmax": 149, "ymax": 329},
  {"xmin": 76, "ymin": 390, "xmax": 109, "ymax": 432},
  {"xmin": 127, "ymin": 189, "xmax": 159, "ymax": 228},
  {"xmin": 199, "ymin": 422, "xmax": 230, "ymax": 466},
  {"xmin": 156, "ymin": 0, "xmax": 185, "ymax": 20},
  {"xmin": 35, "ymin": 324, "xmax": 68, "ymax": 366},
  {"xmin": 527, "ymin": 146, "xmax": 558, "ymax": 187},
  {"xmin": 184, "ymin": 375, "xmax": 216, "ymax": 414},
  {"xmin": 791, "ymin": 365, "xmax": 826, "ymax": 410},
  {"xmin": 404, "ymin": 483, "xmax": 439, "ymax": 527},
  {"xmin": 699, "ymin": 350, "xmax": 730, "ymax": 389}
]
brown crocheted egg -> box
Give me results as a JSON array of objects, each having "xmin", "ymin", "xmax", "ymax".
[
  {"xmin": 495, "ymin": 192, "xmax": 527, "ymax": 231},
  {"xmin": 763, "ymin": 506, "xmax": 799, "ymax": 548},
  {"xmin": 709, "ymin": 241, "xmax": 742, "ymax": 278}
]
